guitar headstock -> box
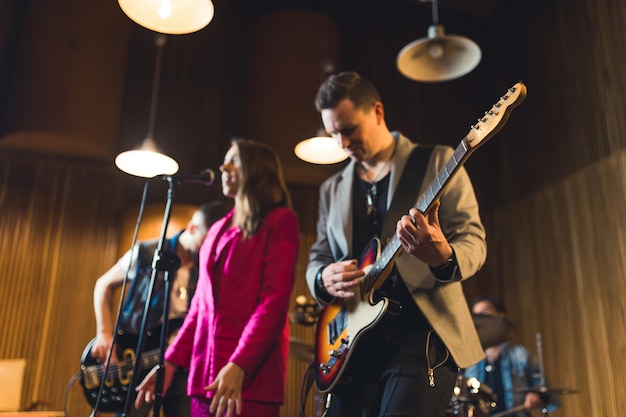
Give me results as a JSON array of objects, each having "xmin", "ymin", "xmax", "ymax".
[{"xmin": 465, "ymin": 82, "xmax": 527, "ymax": 150}]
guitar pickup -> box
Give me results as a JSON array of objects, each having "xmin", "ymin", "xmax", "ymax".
[{"xmin": 327, "ymin": 308, "xmax": 348, "ymax": 345}]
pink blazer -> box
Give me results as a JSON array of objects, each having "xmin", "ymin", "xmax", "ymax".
[{"xmin": 164, "ymin": 207, "xmax": 300, "ymax": 404}]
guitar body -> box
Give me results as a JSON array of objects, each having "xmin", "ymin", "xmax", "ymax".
[
  {"xmin": 313, "ymin": 83, "xmax": 527, "ymax": 394},
  {"xmin": 79, "ymin": 328, "xmax": 161, "ymax": 412},
  {"xmin": 315, "ymin": 238, "xmax": 391, "ymax": 393}
]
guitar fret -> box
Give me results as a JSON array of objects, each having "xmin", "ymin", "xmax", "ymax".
[
  {"xmin": 431, "ymin": 182, "xmax": 442, "ymax": 197},
  {"xmin": 424, "ymin": 186, "xmax": 435, "ymax": 204},
  {"xmin": 444, "ymin": 158, "xmax": 458, "ymax": 180},
  {"xmin": 417, "ymin": 199, "xmax": 429, "ymax": 213},
  {"xmin": 438, "ymin": 169, "xmax": 449, "ymax": 186}
]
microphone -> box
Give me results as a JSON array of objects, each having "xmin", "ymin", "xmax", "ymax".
[{"xmin": 162, "ymin": 169, "xmax": 215, "ymax": 186}]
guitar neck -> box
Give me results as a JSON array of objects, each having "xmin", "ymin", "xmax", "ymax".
[
  {"xmin": 360, "ymin": 82, "xmax": 527, "ymax": 295},
  {"xmin": 103, "ymin": 349, "xmax": 161, "ymax": 374},
  {"xmin": 139, "ymin": 350, "xmax": 161, "ymax": 369},
  {"xmin": 362, "ymin": 139, "xmax": 472, "ymax": 293}
]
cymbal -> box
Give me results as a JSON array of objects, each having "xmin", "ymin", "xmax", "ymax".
[
  {"xmin": 289, "ymin": 337, "xmax": 314, "ymax": 363},
  {"xmin": 472, "ymin": 314, "xmax": 514, "ymax": 348},
  {"xmin": 514, "ymin": 386, "xmax": 580, "ymax": 395}
]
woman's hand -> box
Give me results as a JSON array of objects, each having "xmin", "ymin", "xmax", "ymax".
[
  {"xmin": 205, "ymin": 362, "xmax": 245, "ymax": 417},
  {"xmin": 134, "ymin": 361, "xmax": 176, "ymax": 409}
]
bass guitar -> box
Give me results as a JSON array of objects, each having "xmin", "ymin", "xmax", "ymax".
[
  {"xmin": 314, "ymin": 82, "xmax": 528, "ymax": 393},
  {"xmin": 79, "ymin": 328, "xmax": 161, "ymax": 412}
]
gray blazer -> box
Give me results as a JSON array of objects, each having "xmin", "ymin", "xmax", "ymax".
[{"xmin": 306, "ymin": 132, "xmax": 487, "ymax": 368}]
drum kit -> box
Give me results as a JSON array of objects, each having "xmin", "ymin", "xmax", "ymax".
[{"xmin": 446, "ymin": 314, "xmax": 579, "ymax": 417}]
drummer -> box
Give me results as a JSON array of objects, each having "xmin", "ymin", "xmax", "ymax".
[{"xmin": 464, "ymin": 296, "xmax": 560, "ymax": 417}]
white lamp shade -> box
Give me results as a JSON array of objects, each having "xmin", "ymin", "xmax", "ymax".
[
  {"xmin": 397, "ymin": 25, "xmax": 481, "ymax": 83},
  {"xmin": 294, "ymin": 136, "xmax": 348, "ymax": 165},
  {"xmin": 115, "ymin": 138, "xmax": 179, "ymax": 178},
  {"xmin": 118, "ymin": 0, "xmax": 214, "ymax": 34}
]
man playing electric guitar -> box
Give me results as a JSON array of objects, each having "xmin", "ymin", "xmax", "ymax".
[
  {"xmin": 89, "ymin": 202, "xmax": 227, "ymax": 417},
  {"xmin": 306, "ymin": 72, "xmax": 494, "ymax": 417}
]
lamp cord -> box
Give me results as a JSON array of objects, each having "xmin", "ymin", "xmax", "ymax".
[
  {"xmin": 147, "ymin": 33, "xmax": 167, "ymax": 140},
  {"xmin": 431, "ymin": 0, "xmax": 439, "ymax": 25}
]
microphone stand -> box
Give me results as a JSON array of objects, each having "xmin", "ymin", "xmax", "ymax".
[{"xmin": 121, "ymin": 177, "xmax": 181, "ymax": 417}]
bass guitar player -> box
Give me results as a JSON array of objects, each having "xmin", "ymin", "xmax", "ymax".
[{"xmin": 84, "ymin": 202, "xmax": 226, "ymax": 417}]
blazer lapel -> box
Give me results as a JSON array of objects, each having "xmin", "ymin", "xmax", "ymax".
[
  {"xmin": 329, "ymin": 162, "xmax": 355, "ymax": 258},
  {"xmin": 205, "ymin": 211, "xmax": 233, "ymax": 271},
  {"xmin": 387, "ymin": 133, "xmax": 416, "ymax": 204}
]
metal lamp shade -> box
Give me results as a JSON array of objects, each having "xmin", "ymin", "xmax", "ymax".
[
  {"xmin": 115, "ymin": 138, "xmax": 179, "ymax": 178},
  {"xmin": 118, "ymin": 0, "xmax": 214, "ymax": 34},
  {"xmin": 397, "ymin": 25, "xmax": 481, "ymax": 83}
]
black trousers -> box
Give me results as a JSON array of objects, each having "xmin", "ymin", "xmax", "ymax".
[{"xmin": 326, "ymin": 328, "xmax": 458, "ymax": 417}]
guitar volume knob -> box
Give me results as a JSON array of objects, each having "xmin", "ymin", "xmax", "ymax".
[{"xmin": 319, "ymin": 363, "xmax": 332, "ymax": 374}]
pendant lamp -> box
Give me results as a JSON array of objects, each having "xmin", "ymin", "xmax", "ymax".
[
  {"xmin": 115, "ymin": 34, "xmax": 179, "ymax": 178},
  {"xmin": 294, "ymin": 59, "xmax": 349, "ymax": 165},
  {"xmin": 118, "ymin": 0, "xmax": 214, "ymax": 35},
  {"xmin": 396, "ymin": 0, "xmax": 481, "ymax": 82},
  {"xmin": 294, "ymin": 126, "xmax": 348, "ymax": 165}
]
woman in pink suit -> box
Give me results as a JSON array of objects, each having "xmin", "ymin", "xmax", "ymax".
[{"xmin": 135, "ymin": 139, "xmax": 300, "ymax": 417}]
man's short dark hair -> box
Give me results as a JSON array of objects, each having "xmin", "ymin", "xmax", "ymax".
[
  {"xmin": 315, "ymin": 71, "xmax": 381, "ymax": 112},
  {"xmin": 470, "ymin": 295, "xmax": 507, "ymax": 314},
  {"xmin": 198, "ymin": 201, "xmax": 229, "ymax": 229}
]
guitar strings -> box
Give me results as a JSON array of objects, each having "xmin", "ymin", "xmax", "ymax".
[{"xmin": 85, "ymin": 351, "xmax": 160, "ymax": 378}]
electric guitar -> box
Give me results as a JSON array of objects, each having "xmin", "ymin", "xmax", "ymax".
[
  {"xmin": 79, "ymin": 328, "xmax": 161, "ymax": 412},
  {"xmin": 314, "ymin": 82, "xmax": 528, "ymax": 393}
]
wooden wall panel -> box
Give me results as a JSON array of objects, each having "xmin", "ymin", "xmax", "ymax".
[
  {"xmin": 0, "ymin": 151, "xmax": 328, "ymax": 417},
  {"xmin": 484, "ymin": 150, "xmax": 626, "ymax": 416},
  {"xmin": 284, "ymin": 185, "xmax": 325, "ymax": 417},
  {"xmin": 0, "ymin": 152, "xmax": 126, "ymax": 415}
]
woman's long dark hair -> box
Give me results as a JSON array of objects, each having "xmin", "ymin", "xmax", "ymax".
[{"xmin": 231, "ymin": 139, "xmax": 291, "ymax": 237}]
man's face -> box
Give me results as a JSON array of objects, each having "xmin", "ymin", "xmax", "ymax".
[
  {"xmin": 188, "ymin": 212, "xmax": 209, "ymax": 252},
  {"xmin": 472, "ymin": 300, "xmax": 502, "ymax": 317},
  {"xmin": 321, "ymin": 98, "xmax": 381, "ymax": 163}
]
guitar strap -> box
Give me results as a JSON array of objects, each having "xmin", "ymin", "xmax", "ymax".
[
  {"xmin": 118, "ymin": 238, "xmax": 169, "ymax": 334},
  {"xmin": 380, "ymin": 144, "xmax": 433, "ymax": 242}
]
